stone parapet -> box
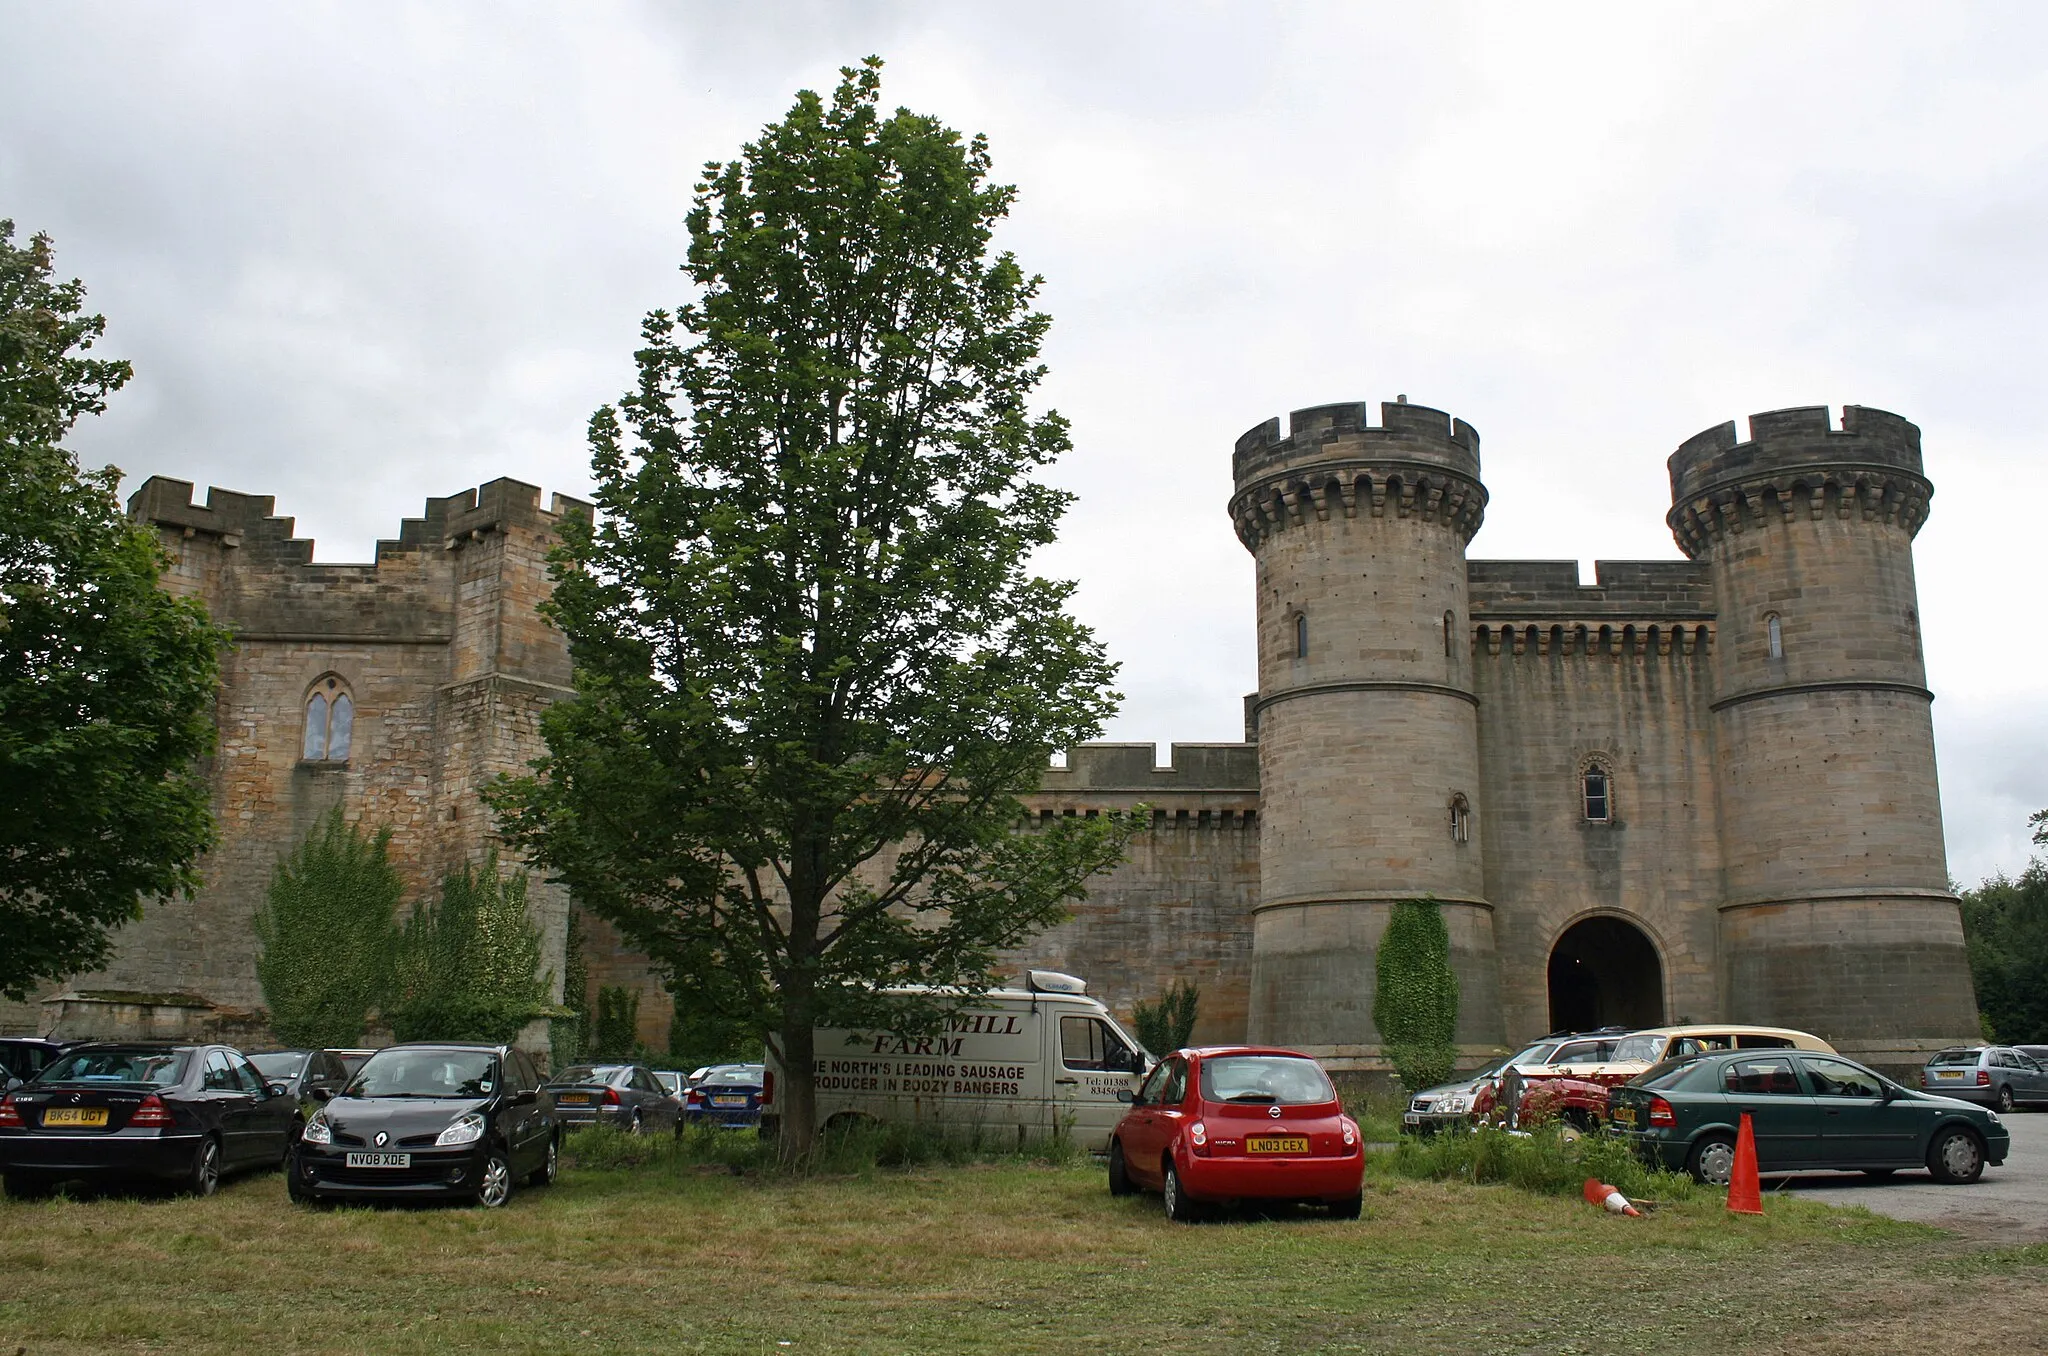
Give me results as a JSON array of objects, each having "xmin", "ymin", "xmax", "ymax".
[{"xmin": 1229, "ymin": 400, "xmax": 1487, "ymax": 549}]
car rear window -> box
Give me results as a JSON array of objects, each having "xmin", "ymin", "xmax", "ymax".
[
  {"xmin": 1927, "ymin": 1049, "xmax": 1983, "ymax": 1067},
  {"xmin": 1611, "ymin": 1034, "xmax": 1666, "ymax": 1064},
  {"xmin": 1197, "ymin": 1055, "xmax": 1334, "ymax": 1106},
  {"xmin": 40, "ymin": 1048, "xmax": 190, "ymax": 1087},
  {"xmin": 705, "ymin": 1067, "xmax": 765, "ymax": 1087},
  {"xmin": 1630, "ymin": 1058, "xmax": 1704, "ymax": 1090}
]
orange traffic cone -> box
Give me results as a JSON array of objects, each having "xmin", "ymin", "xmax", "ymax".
[
  {"xmin": 1582, "ymin": 1177, "xmax": 1642, "ymax": 1217},
  {"xmin": 1726, "ymin": 1111, "xmax": 1763, "ymax": 1215}
]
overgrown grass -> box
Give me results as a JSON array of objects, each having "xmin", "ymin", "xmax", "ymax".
[
  {"xmin": 565, "ymin": 1116, "xmax": 1091, "ymax": 1177},
  {"xmin": 1382, "ymin": 1123, "xmax": 1698, "ymax": 1203}
]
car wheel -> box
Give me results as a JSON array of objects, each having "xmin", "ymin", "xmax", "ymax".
[
  {"xmin": 1107, "ymin": 1140, "xmax": 1134, "ymax": 1197},
  {"xmin": 1328, "ymin": 1194, "xmax": 1363, "ymax": 1220},
  {"xmin": 281, "ymin": 1121, "xmax": 302, "ymax": 1170},
  {"xmin": 187, "ymin": 1137, "xmax": 222, "ymax": 1198},
  {"xmin": 2, "ymin": 1171, "xmax": 53, "ymax": 1201},
  {"xmin": 473, "ymin": 1147, "xmax": 515, "ymax": 1208},
  {"xmin": 1162, "ymin": 1161, "xmax": 1201, "ymax": 1223},
  {"xmin": 1996, "ymin": 1084, "xmax": 2015, "ymax": 1114},
  {"xmin": 1687, "ymin": 1132, "xmax": 1737, "ymax": 1187},
  {"xmin": 1928, "ymin": 1126, "xmax": 1986, "ymax": 1185},
  {"xmin": 526, "ymin": 1135, "xmax": 559, "ymax": 1188}
]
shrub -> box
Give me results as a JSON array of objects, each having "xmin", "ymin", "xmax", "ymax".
[
  {"xmin": 1384, "ymin": 1124, "xmax": 1695, "ymax": 1203},
  {"xmin": 1374, "ymin": 896, "xmax": 1459, "ymax": 1093},
  {"xmin": 592, "ymin": 985, "xmax": 640, "ymax": 1059},
  {"xmin": 387, "ymin": 854, "xmax": 550, "ymax": 1044},
  {"xmin": 252, "ymin": 809, "xmax": 400, "ymax": 1048},
  {"xmin": 1132, "ymin": 979, "xmax": 1200, "ymax": 1056}
]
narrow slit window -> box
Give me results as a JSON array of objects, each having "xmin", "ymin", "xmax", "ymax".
[
  {"xmin": 1294, "ymin": 612, "xmax": 1309, "ymax": 659},
  {"xmin": 1582, "ymin": 768, "xmax": 1611, "ymax": 822},
  {"xmin": 1444, "ymin": 611, "xmax": 1455, "ymax": 657},
  {"xmin": 1766, "ymin": 613, "xmax": 1783, "ymax": 660}
]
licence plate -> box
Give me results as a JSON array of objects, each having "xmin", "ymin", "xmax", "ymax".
[
  {"xmin": 1247, "ymin": 1136, "xmax": 1309, "ymax": 1153},
  {"xmin": 1611, "ymin": 1104, "xmax": 1637, "ymax": 1127},
  {"xmin": 345, "ymin": 1152, "xmax": 411, "ymax": 1168},
  {"xmin": 559, "ymin": 1093, "xmax": 591, "ymax": 1103},
  {"xmin": 1402, "ymin": 1112, "xmax": 1422, "ymax": 1126},
  {"xmin": 41, "ymin": 1107, "xmax": 107, "ymax": 1128},
  {"xmin": 712, "ymin": 1095, "xmax": 747, "ymax": 1107},
  {"xmin": 1936, "ymin": 1070, "xmax": 1962, "ymax": 1080}
]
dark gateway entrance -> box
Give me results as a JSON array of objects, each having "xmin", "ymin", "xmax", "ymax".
[{"xmin": 1548, "ymin": 916, "xmax": 1664, "ymax": 1033}]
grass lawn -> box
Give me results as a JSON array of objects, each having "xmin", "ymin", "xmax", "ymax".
[{"xmin": 3, "ymin": 1143, "xmax": 2046, "ymax": 1355}]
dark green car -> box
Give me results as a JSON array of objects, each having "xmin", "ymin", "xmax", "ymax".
[{"xmin": 1608, "ymin": 1049, "xmax": 2008, "ymax": 1186}]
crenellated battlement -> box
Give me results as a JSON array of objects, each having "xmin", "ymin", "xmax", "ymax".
[
  {"xmin": 1474, "ymin": 619, "xmax": 1714, "ymax": 659},
  {"xmin": 1665, "ymin": 406, "xmax": 1932, "ymax": 559},
  {"xmin": 1468, "ymin": 559, "xmax": 1715, "ymax": 622},
  {"xmin": 1035, "ymin": 742, "xmax": 1259, "ymax": 793},
  {"xmin": 1228, "ymin": 399, "xmax": 1487, "ymax": 550}
]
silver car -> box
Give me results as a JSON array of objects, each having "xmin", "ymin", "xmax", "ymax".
[
  {"xmin": 1922, "ymin": 1046, "xmax": 2048, "ymax": 1112},
  {"xmin": 1404, "ymin": 1039, "xmax": 1573, "ymax": 1133}
]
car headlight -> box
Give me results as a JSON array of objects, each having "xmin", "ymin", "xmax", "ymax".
[
  {"xmin": 301, "ymin": 1115, "xmax": 333, "ymax": 1146},
  {"xmin": 435, "ymin": 1113, "xmax": 486, "ymax": 1147},
  {"xmin": 1440, "ymin": 1094, "xmax": 1471, "ymax": 1114},
  {"xmin": 1987, "ymin": 1111, "xmax": 2003, "ymax": 1126}
]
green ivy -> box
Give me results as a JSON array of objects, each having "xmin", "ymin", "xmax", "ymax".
[
  {"xmin": 1373, "ymin": 896, "xmax": 1460, "ymax": 1093},
  {"xmin": 1133, "ymin": 979, "xmax": 1200, "ymax": 1056},
  {"xmin": 252, "ymin": 809, "xmax": 400, "ymax": 1048},
  {"xmin": 592, "ymin": 985, "xmax": 640, "ymax": 1060},
  {"xmin": 386, "ymin": 853, "xmax": 551, "ymax": 1044}
]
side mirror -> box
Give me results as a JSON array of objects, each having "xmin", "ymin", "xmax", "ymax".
[
  {"xmin": 1116, "ymin": 1089, "xmax": 1135, "ymax": 1104},
  {"xmin": 309, "ymin": 1085, "xmax": 335, "ymax": 1102},
  {"xmin": 266, "ymin": 1082, "xmax": 291, "ymax": 1099}
]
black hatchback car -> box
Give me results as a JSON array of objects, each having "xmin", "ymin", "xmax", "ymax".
[
  {"xmin": 0, "ymin": 1042, "xmax": 298, "ymax": 1198},
  {"xmin": 290, "ymin": 1043, "xmax": 558, "ymax": 1208}
]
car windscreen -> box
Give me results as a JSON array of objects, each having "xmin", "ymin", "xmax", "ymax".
[
  {"xmin": 347, "ymin": 1049, "xmax": 498, "ymax": 1098},
  {"xmin": 1197, "ymin": 1055, "xmax": 1335, "ymax": 1105},
  {"xmin": 250, "ymin": 1052, "xmax": 307, "ymax": 1079},
  {"xmin": 1629, "ymin": 1058, "xmax": 1704, "ymax": 1089},
  {"xmin": 40, "ymin": 1047, "xmax": 190, "ymax": 1087},
  {"xmin": 1611, "ymin": 1034, "xmax": 1667, "ymax": 1064},
  {"xmin": 548, "ymin": 1065, "xmax": 623, "ymax": 1086},
  {"xmin": 1926, "ymin": 1048, "xmax": 1982, "ymax": 1067}
]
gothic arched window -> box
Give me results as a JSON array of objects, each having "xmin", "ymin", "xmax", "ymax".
[
  {"xmin": 1448, "ymin": 793, "xmax": 1471, "ymax": 844},
  {"xmin": 1581, "ymin": 763, "xmax": 1612, "ymax": 822},
  {"xmin": 303, "ymin": 675, "xmax": 354, "ymax": 762}
]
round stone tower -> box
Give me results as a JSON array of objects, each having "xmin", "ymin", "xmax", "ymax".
[
  {"xmin": 1229, "ymin": 399, "xmax": 1504, "ymax": 1065},
  {"xmin": 1668, "ymin": 404, "xmax": 1979, "ymax": 1065}
]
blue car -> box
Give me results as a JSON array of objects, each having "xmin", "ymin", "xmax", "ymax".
[{"xmin": 685, "ymin": 1064, "xmax": 766, "ymax": 1129}]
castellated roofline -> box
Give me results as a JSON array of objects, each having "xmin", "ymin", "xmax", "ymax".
[
  {"xmin": 1664, "ymin": 405, "xmax": 1931, "ymax": 559},
  {"xmin": 1228, "ymin": 398, "xmax": 1488, "ymax": 551},
  {"xmin": 129, "ymin": 475, "xmax": 593, "ymax": 565}
]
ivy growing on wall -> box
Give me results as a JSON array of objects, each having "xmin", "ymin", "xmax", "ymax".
[
  {"xmin": 385, "ymin": 852, "xmax": 552, "ymax": 1045},
  {"xmin": 1373, "ymin": 896, "xmax": 1461, "ymax": 1093},
  {"xmin": 1133, "ymin": 979, "xmax": 1200, "ymax": 1056},
  {"xmin": 252, "ymin": 808, "xmax": 400, "ymax": 1049}
]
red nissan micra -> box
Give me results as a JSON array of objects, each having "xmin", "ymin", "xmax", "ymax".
[{"xmin": 1108, "ymin": 1045, "xmax": 1363, "ymax": 1221}]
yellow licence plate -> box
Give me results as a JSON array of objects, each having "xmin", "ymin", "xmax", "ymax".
[
  {"xmin": 559, "ymin": 1094, "xmax": 590, "ymax": 1103},
  {"xmin": 1247, "ymin": 1136, "xmax": 1309, "ymax": 1154},
  {"xmin": 1611, "ymin": 1105, "xmax": 1637, "ymax": 1126},
  {"xmin": 42, "ymin": 1107, "xmax": 107, "ymax": 1127}
]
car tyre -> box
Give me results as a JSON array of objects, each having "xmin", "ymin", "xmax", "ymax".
[
  {"xmin": 1107, "ymin": 1140, "xmax": 1134, "ymax": 1197},
  {"xmin": 526, "ymin": 1134, "xmax": 559, "ymax": 1188},
  {"xmin": 1927, "ymin": 1126, "xmax": 1986, "ymax": 1185},
  {"xmin": 187, "ymin": 1136, "xmax": 222, "ymax": 1198},
  {"xmin": 1162, "ymin": 1160, "xmax": 1201, "ymax": 1223},
  {"xmin": 1686, "ymin": 1132, "xmax": 1737, "ymax": 1187},
  {"xmin": 1996, "ymin": 1084, "xmax": 2015, "ymax": 1114},
  {"xmin": 474, "ymin": 1146, "xmax": 515, "ymax": 1208},
  {"xmin": 1328, "ymin": 1194, "xmax": 1363, "ymax": 1220}
]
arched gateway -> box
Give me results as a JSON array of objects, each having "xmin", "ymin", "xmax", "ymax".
[{"xmin": 1547, "ymin": 916, "xmax": 1664, "ymax": 1033}]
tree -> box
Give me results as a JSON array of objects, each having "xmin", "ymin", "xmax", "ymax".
[
  {"xmin": 592, "ymin": 986, "xmax": 641, "ymax": 1060},
  {"xmin": 252, "ymin": 809, "xmax": 403, "ymax": 1048},
  {"xmin": 1132, "ymin": 979, "xmax": 1200, "ymax": 1056},
  {"xmin": 490, "ymin": 59, "xmax": 1136, "ymax": 1158},
  {"xmin": 1957, "ymin": 810, "xmax": 2048, "ymax": 1044},
  {"xmin": 1373, "ymin": 897, "xmax": 1461, "ymax": 1093},
  {"xmin": 386, "ymin": 854, "xmax": 551, "ymax": 1044},
  {"xmin": 0, "ymin": 221, "xmax": 225, "ymax": 1000}
]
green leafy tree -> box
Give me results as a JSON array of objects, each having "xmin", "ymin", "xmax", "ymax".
[
  {"xmin": 1132, "ymin": 979, "xmax": 1200, "ymax": 1056},
  {"xmin": 1958, "ymin": 812, "xmax": 2048, "ymax": 1043},
  {"xmin": 252, "ymin": 809, "xmax": 403, "ymax": 1047},
  {"xmin": 592, "ymin": 985, "xmax": 641, "ymax": 1060},
  {"xmin": 667, "ymin": 989, "xmax": 762, "ymax": 1069},
  {"xmin": 489, "ymin": 59, "xmax": 1136, "ymax": 1158},
  {"xmin": 0, "ymin": 221, "xmax": 225, "ymax": 1000},
  {"xmin": 1374, "ymin": 897, "xmax": 1461, "ymax": 1093},
  {"xmin": 387, "ymin": 854, "xmax": 551, "ymax": 1044}
]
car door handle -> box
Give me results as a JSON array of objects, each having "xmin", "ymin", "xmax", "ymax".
[{"xmin": 1054, "ymin": 1077, "xmax": 1079, "ymax": 1086}]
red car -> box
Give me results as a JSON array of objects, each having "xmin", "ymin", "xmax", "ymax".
[{"xmin": 1108, "ymin": 1046, "xmax": 1364, "ymax": 1221}]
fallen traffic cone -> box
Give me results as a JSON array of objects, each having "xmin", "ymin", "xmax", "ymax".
[
  {"xmin": 1726, "ymin": 1111, "xmax": 1763, "ymax": 1215},
  {"xmin": 1582, "ymin": 1177, "xmax": 1642, "ymax": 1217}
]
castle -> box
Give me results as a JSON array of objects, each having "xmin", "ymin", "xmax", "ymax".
[{"xmin": 0, "ymin": 398, "xmax": 1981, "ymax": 1074}]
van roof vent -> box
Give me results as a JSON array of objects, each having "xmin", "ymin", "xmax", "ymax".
[{"xmin": 1025, "ymin": 970, "xmax": 1087, "ymax": 996}]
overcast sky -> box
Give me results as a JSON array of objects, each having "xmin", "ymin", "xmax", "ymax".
[{"xmin": 4, "ymin": 2, "xmax": 2045, "ymax": 887}]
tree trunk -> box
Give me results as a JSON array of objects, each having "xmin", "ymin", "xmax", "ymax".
[{"xmin": 776, "ymin": 998, "xmax": 819, "ymax": 1164}]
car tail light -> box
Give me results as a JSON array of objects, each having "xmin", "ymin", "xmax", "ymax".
[
  {"xmin": 686, "ymin": 1088, "xmax": 704, "ymax": 1106},
  {"xmin": 762, "ymin": 1070, "xmax": 774, "ymax": 1107},
  {"xmin": 1647, "ymin": 1096, "xmax": 1676, "ymax": 1128},
  {"xmin": 130, "ymin": 1094, "xmax": 173, "ymax": 1128},
  {"xmin": 602, "ymin": 1087, "xmax": 621, "ymax": 1106},
  {"xmin": 0, "ymin": 1095, "xmax": 20, "ymax": 1129},
  {"xmin": 1340, "ymin": 1118, "xmax": 1358, "ymax": 1148},
  {"xmin": 1187, "ymin": 1120, "xmax": 1209, "ymax": 1156},
  {"xmin": 1978, "ymin": 1070, "xmax": 1991, "ymax": 1087}
]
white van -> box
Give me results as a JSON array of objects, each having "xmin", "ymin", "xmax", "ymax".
[{"xmin": 764, "ymin": 971, "xmax": 1148, "ymax": 1152}]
